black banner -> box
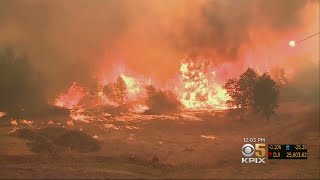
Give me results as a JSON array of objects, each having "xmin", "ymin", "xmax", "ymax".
[{"xmin": 268, "ymin": 144, "xmax": 307, "ymax": 159}]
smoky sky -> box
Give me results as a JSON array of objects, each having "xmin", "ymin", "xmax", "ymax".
[
  {"xmin": 0, "ymin": 0, "xmax": 315, "ymax": 98},
  {"xmin": 175, "ymin": 0, "xmax": 308, "ymax": 58}
]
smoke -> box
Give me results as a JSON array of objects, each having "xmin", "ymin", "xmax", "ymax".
[
  {"xmin": 174, "ymin": 0, "xmax": 308, "ymax": 58},
  {"xmin": 0, "ymin": 0, "xmax": 318, "ymax": 98}
]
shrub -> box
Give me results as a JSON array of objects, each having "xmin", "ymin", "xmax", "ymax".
[
  {"xmin": 13, "ymin": 127, "xmax": 101, "ymax": 154},
  {"xmin": 53, "ymin": 130, "xmax": 101, "ymax": 153},
  {"xmin": 145, "ymin": 86, "xmax": 181, "ymax": 114}
]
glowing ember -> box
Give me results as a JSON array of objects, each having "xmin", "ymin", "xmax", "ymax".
[
  {"xmin": 54, "ymin": 82, "xmax": 87, "ymax": 109},
  {"xmin": 103, "ymin": 124, "xmax": 121, "ymax": 130},
  {"xmin": 125, "ymin": 125, "xmax": 141, "ymax": 130},
  {"xmin": 21, "ymin": 119, "xmax": 33, "ymax": 127},
  {"xmin": 10, "ymin": 120, "xmax": 17, "ymax": 126},
  {"xmin": 66, "ymin": 120, "xmax": 74, "ymax": 126},
  {"xmin": 130, "ymin": 104, "xmax": 149, "ymax": 113},
  {"xmin": 69, "ymin": 106, "xmax": 92, "ymax": 123},
  {"xmin": 8, "ymin": 128, "xmax": 18, "ymax": 135},
  {"xmin": 201, "ymin": 134, "xmax": 216, "ymax": 140},
  {"xmin": 179, "ymin": 58, "xmax": 231, "ymax": 110},
  {"xmin": 128, "ymin": 134, "xmax": 134, "ymax": 141},
  {"xmin": 0, "ymin": 112, "xmax": 6, "ymax": 118}
]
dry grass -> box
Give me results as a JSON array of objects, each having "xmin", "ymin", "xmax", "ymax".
[{"xmin": 0, "ymin": 101, "xmax": 319, "ymax": 179}]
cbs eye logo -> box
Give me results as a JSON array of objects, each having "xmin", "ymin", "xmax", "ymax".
[
  {"xmin": 241, "ymin": 143, "xmax": 266, "ymax": 164},
  {"xmin": 242, "ymin": 143, "xmax": 266, "ymax": 157},
  {"xmin": 242, "ymin": 144, "xmax": 255, "ymax": 157}
]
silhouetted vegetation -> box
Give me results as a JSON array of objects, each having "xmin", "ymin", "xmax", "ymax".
[
  {"xmin": 103, "ymin": 76, "xmax": 128, "ymax": 104},
  {"xmin": 13, "ymin": 127, "xmax": 101, "ymax": 154},
  {"xmin": 0, "ymin": 48, "xmax": 47, "ymax": 118},
  {"xmin": 144, "ymin": 85, "xmax": 181, "ymax": 114},
  {"xmin": 224, "ymin": 68, "xmax": 279, "ymax": 121},
  {"xmin": 252, "ymin": 73, "xmax": 279, "ymax": 121},
  {"xmin": 224, "ymin": 68, "xmax": 258, "ymax": 120}
]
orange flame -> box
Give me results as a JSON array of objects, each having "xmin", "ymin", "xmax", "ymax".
[
  {"xmin": 54, "ymin": 58, "xmax": 233, "ymax": 120},
  {"xmin": 54, "ymin": 82, "xmax": 87, "ymax": 109},
  {"xmin": 120, "ymin": 74, "xmax": 142, "ymax": 99},
  {"xmin": 179, "ymin": 58, "xmax": 230, "ymax": 110}
]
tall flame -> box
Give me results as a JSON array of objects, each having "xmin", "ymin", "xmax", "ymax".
[
  {"xmin": 120, "ymin": 74, "xmax": 141, "ymax": 99},
  {"xmin": 54, "ymin": 82, "xmax": 87, "ymax": 109},
  {"xmin": 179, "ymin": 58, "xmax": 230, "ymax": 110}
]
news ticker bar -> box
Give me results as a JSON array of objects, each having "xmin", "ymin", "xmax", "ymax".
[{"xmin": 268, "ymin": 144, "xmax": 307, "ymax": 159}]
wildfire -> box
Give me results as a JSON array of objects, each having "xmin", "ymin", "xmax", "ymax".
[
  {"xmin": 179, "ymin": 58, "xmax": 230, "ymax": 110},
  {"xmin": 95, "ymin": 83, "xmax": 119, "ymax": 106},
  {"xmin": 52, "ymin": 58, "xmax": 232, "ymax": 122},
  {"xmin": 54, "ymin": 82, "xmax": 87, "ymax": 109},
  {"xmin": 120, "ymin": 74, "xmax": 142, "ymax": 99},
  {"xmin": 116, "ymin": 74, "xmax": 151, "ymax": 113}
]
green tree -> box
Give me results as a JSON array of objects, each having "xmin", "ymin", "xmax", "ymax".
[
  {"xmin": 252, "ymin": 73, "xmax": 279, "ymax": 121},
  {"xmin": 224, "ymin": 68, "xmax": 258, "ymax": 120}
]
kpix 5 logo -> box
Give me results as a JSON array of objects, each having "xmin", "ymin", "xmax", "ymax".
[{"xmin": 241, "ymin": 143, "xmax": 266, "ymax": 163}]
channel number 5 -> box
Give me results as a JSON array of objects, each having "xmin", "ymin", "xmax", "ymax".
[
  {"xmin": 255, "ymin": 144, "xmax": 266, "ymax": 157},
  {"xmin": 242, "ymin": 143, "xmax": 266, "ymax": 157}
]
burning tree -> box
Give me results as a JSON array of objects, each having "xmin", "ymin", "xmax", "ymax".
[
  {"xmin": 145, "ymin": 84, "xmax": 157, "ymax": 96},
  {"xmin": 238, "ymin": 68, "xmax": 258, "ymax": 110},
  {"xmin": 224, "ymin": 78, "xmax": 242, "ymax": 116},
  {"xmin": 103, "ymin": 76, "xmax": 128, "ymax": 104},
  {"xmin": 270, "ymin": 66, "xmax": 288, "ymax": 88},
  {"xmin": 180, "ymin": 58, "xmax": 230, "ymax": 110},
  {"xmin": 54, "ymin": 82, "xmax": 87, "ymax": 109}
]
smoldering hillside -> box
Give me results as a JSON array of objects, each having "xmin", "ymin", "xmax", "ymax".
[{"xmin": 0, "ymin": 0, "xmax": 318, "ymax": 99}]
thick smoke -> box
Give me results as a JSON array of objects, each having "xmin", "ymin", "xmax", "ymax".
[
  {"xmin": 174, "ymin": 0, "xmax": 308, "ymax": 58},
  {"xmin": 0, "ymin": 0, "xmax": 317, "ymax": 98}
]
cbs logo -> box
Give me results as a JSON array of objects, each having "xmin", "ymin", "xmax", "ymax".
[{"xmin": 241, "ymin": 143, "xmax": 266, "ymax": 157}]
